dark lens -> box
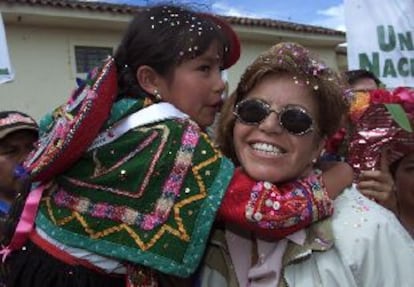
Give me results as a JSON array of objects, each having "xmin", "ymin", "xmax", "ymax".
[
  {"xmin": 235, "ymin": 100, "xmax": 268, "ymax": 124},
  {"xmin": 280, "ymin": 108, "xmax": 313, "ymax": 135}
]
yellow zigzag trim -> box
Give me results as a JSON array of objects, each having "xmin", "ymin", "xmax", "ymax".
[
  {"xmin": 46, "ymin": 197, "xmax": 190, "ymax": 251},
  {"xmin": 44, "ymin": 141, "xmax": 220, "ymax": 251},
  {"xmin": 173, "ymin": 131, "xmax": 220, "ymax": 235}
]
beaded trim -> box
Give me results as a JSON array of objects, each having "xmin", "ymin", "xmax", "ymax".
[
  {"xmin": 26, "ymin": 58, "xmax": 116, "ymax": 180},
  {"xmin": 36, "ymin": 151, "xmax": 234, "ymax": 277},
  {"xmin": 36, "ymin": 152, "xmax": 234, "ymax": 277},
  {"xmin": 0, "ymin": 113, "xmax": 36, "ymax": 126},
  {"xmin": 245, "ymin": 171, "xmax": 331, "ymax": 229}
]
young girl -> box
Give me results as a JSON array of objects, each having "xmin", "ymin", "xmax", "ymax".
[{"xmin": 4, "ymin": 5, "xmax": 240, "ymax": 287}]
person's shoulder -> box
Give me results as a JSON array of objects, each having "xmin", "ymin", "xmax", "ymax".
[
  {"xmin": 329, "ymin": 187, "xmax": 414, "ymax": 287},
  {"xmin": 331, "ymin": 184, "xmax": 414, "ymax": 251},
  {"xmin": 333, "ymin": 185, "xmax": 396, "ymax": 221},
  {"xmin": 332, "ymin": 185, "xmax": 404, "ymax": 232}
]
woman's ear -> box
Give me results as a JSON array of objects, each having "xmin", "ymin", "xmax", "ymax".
[
  {"xmin": 313, "ymin": 136, "xmax": 327, "ymax": 162},
  {"xmin": 136, "ymin": 65, "xmax": 162, "ymax": 96}
]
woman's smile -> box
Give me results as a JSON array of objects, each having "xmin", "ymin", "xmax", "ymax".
[{"xmin": 250, "ymin": 142, "xmax": 286, "ymax": 157}]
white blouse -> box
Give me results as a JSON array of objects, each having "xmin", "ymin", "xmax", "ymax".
[{"xmin": 283, "ymin": 185, "xmax": 414, "ymax": 287}]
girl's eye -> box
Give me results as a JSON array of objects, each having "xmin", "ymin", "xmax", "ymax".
[{"xmin": 199, "ymin": 65, "xmax": 211, "ymax": 73}]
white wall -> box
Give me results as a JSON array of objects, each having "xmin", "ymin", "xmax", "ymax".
[
  {"xmin": 0, "ymin": 23, "xmax": 122, "ymax": 119},
  {"xmin": 0, "ymin": 19, "xmax": 343, "ymax": 121}
]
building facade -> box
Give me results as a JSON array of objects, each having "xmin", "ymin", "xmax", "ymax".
[{"xmin": 0, "ymin": 0, "xmax": 346, "ymax": 119}]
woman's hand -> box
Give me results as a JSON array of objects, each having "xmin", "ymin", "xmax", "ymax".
[{"xmin": 357, "ymin": 149, "xmax": 398, "ymax": 214}]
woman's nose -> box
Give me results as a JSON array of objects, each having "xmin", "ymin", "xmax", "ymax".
[{"xmin": 258, "ymin": 112, "xmax": 283, "ymax": 134}]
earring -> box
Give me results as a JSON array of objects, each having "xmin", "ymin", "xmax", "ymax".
[
  {"xmin": 312, "ymin": 158, "xmax": 317, "ymax": 164},
  {"xmin": 153, "ymin": 89, "xmax": 162, "ymax": 101}
]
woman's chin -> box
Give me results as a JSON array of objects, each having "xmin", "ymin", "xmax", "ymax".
[{"xmin": 245, "ymin": 166, "xmax": 289, "ymax": 183}]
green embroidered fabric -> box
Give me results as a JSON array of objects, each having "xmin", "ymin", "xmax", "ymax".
[{"xmin": 36, "ymin": 107, "xmax": 234, "ymax": 277}]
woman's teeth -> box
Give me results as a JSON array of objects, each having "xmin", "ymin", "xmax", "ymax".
[{"xmin": 251, "ymin": 143, "xmax": 285, "ymax": 155}]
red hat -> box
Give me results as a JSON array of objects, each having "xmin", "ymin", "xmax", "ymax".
[
  {"xmin": 199, "ymin": 13, "xmax": 241, "ymax": 69},
  {"xmin": 347, "ymin": 88, "xmax": 414, "ymax": 175}
]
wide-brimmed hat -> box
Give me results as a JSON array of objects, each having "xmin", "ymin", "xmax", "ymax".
[
  {"xmin": 24, "ymin": 57, "xmax": 118, "ymax": 182},
  {"xmin": 0, "ymin": 111, "xmax": 38, "ymax": 140},
  {"xmin": 347, "ymin": 87, "xmax": 414, "ymax": 175}
]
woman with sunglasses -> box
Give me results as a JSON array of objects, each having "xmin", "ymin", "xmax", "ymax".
[
  {"xmin": 199, "ymin": 42, "xmax": 414, "ymax": 287},
  {"xmin": 214, "ymin": 100, "xmax": 353, "ymax": 240}
]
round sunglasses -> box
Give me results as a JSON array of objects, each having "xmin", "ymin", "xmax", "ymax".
[{"xmin": 233, "ymin": 98, "xmax": 315, "ymax": 135}]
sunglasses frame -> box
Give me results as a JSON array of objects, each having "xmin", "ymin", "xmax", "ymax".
[{"xmin": 233, "ymin": 98, "xmax": 315, "ymax": 136}]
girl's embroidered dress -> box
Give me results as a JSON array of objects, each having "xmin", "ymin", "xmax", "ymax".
[{"xmin": 3, "ymin": 58, "xmax": 234, "ymax": 286}]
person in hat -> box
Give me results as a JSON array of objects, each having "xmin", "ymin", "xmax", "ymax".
[
  {"xmin": 0, "ymin": 111, "xmax": 38, "ymax": 287},
  {"xmin": 198, "ymin": 42, "xmax": 414, "ymax": 287},
  {"xmin": 348, "ymin": 86, "xmax": 414, "ymax": 238},
  {"xmin": 0, "ymin": 111, "xmax": 38, "ymax": 215},
  {"xmin": 321, "ymin": 69, "xmax": 382, "ymax": 161},
  {"xmin": 387, "ymin": 89, "xmax": 414, "ymax": 234},
  {"xmin": 322, "ymin": 84, "xmax": 397, "ymax": 213}
]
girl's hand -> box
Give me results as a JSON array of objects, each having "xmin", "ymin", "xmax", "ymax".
[
  {"xmin": 0, "ymin": 157, "xmax": 18, "ymax": 195},
  {"xmin": 357, "ymin": 149, "xmax": 398, "ymax": 214},
  {"xmin": 320, "ymin": 161, "xmax": 353, "ymax": 199}
]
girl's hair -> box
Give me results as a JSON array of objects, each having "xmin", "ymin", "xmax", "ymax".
[
  {"xmin": 114, "ymin": 5, "xmax": 234, "ymax": 98},
  {"xmin": 216, "ymin": 42, "xmax": 348, "ymax": 164}
]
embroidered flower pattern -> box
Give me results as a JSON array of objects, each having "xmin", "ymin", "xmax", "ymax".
[{"xmin": 244, "ymin": 171, "xmax": 333, "ymax": 230}]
